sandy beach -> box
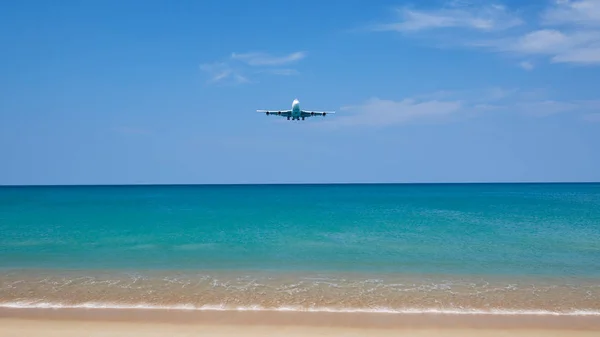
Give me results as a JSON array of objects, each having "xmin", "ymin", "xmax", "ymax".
[
  {"xmin": 1, "ymin": 308, "xmax": 600, "ymax": 337},
  {"xmin": 4, "ymin": 319, "xmax": 600, "ymax": 337}
]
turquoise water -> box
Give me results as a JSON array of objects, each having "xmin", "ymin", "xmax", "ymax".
[{"xmin": 1, "ymin": 183, "xmax": 600, "ymax": 313}]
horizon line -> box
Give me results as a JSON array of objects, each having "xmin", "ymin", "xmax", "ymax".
[{"xmin": 1, "ymin": 181, "xmax": 599, "ymax": 187}]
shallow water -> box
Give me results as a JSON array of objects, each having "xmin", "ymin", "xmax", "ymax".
[{"xmin": 1, "ymin": 184, "xmax": 599, "ymax": 314}]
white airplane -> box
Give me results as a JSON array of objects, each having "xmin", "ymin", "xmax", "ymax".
[{"xmin": 257, "ymin": 99, "xmax": 335, "ymax": 121}]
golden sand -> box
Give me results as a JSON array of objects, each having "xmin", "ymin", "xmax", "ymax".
[{"xmin": 1, "ymin": 308, "xmax": 600, "ymax": 336}]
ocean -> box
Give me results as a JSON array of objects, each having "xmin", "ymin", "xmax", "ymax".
[{"xmin": 1, "ymin": 183, "xmax": 599, "ymax": 315}]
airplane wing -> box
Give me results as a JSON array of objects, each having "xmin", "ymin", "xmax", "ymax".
[
  {"xmin": 257, "ymin": 109, "xmax": 292, "ymax": 117},
  {"xmin": 301, "ymin": 110, "xmax": 336, "ymax": 117}
]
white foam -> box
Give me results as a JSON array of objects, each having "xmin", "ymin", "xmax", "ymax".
[{"xmin": 1, "ymin": 301, "xmax": 599, "ymax": 316}]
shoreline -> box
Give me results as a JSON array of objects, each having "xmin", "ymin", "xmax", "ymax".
[
  {"xmin": 2, "ymin": 302, "xmax": 600, "ymax": 317},
  {"xmin": 2, "ymin": 307, "xmax": 600, "ymax": 330},
  {"xmin": 4, "ymin": 269, "xmax": 599, "ymax": 316}
]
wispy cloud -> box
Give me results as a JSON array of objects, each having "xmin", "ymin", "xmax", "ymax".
[
  {"xmin": 371, "ymin": 3, "xmax": 522, "ymax": 32},
  {"xmin": 199, "ymin": 51, "xmax": 306, "ymax": 85},
  {"xmin": 519, "ymin": 60, "xmax": 534, "ymax": 70},
  {"xmin": 514, "ymin": 100, "xmax": 581, "ymax": 117},
  {"xmin": 322, "ymin": 87, "xmax": 600, "ymax": 128},
  {"xmin": 413, "ymin": 86, "xmax": 519, "ymax": 103},
  {"xmin": 325, "ymin": 97, "xmax": 462, "ymax": 128},
  {"xmin": 476, "ymin": 28, "xmax": 600, "ymax": 65},
  {"xmin": 465, "ymin": 89, "xmax": 600, "ymax": 119},
  {"xmin": 199, "ymin": 62, "xmax": 250, "ymax": 85},
  {"xmin": 230, "ymin": 51, "xmax": 306, "ymax": 66},
  {"xmin": 541, "ymin": 0, "xmax": 600, "ymax": 27},
  {"xmin": 368, "ymin": 1, "xmax": 600, "ymax": 66}
]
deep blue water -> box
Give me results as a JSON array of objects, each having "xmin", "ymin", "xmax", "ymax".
[{"xmin": 1, "ymin": 183, "xmax": 600, "ymax": 278}]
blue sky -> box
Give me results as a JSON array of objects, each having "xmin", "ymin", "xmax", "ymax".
[{"xmin": 1, "ymin": 0, "xmax": 599, "ymax": 185}]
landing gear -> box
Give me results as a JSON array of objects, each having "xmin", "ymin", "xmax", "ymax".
[
  {"xmin": 287, "ymin": 116, "xmax": 290, "ymax": 120},
  {"xmin": 301, "ymin": 117, "xmax": 305, "ymax": 120}
]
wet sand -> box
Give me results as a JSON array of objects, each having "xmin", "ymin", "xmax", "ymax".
[
  {"xmin": 1, "ymin": 308, "xmax": 600, "ymax": 337},
  {"xmin": 3, "ymin": 270, "xmax": 600, "ymax": 314}
]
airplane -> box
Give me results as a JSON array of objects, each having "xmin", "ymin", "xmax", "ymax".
[{"xmin": 257, "ymin": 99, "xmax": 335, "ymax": 121}]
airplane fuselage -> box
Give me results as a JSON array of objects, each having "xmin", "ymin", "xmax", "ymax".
[
  {"xmin": 257, "ymin": 98, "xmax": 334, "ymax": 121},
  {"xmin": 291, "ymin": 99, "xmax": 301, "ymax": 119}
]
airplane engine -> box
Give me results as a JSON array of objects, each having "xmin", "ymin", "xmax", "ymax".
[
  {"xmin": 266, "ymin": 111, "xmax": 270, "ymax": 115},
  {"xmin": 277, "ymin": 111, "xmax": 281, "ymax": 115},
  {"xmin": 310, "ymin": 112, "xmax": 314, "ymax": 116},
  {"xmin": 323, "ymin": 112, "xmax": 327, "ymax": 116}
]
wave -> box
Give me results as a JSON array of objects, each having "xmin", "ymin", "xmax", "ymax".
[
  {"xmin": 2, "ymin": 270, "xmax": 599, "ymax": 317},
  {"xmin": 2, "ymin": 301, "xmax": 600, "ymax": 316}
]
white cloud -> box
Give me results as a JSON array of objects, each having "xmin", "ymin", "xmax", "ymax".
[
  {"xmin": 479, "ymin": 29, "xmax": 600, "ymax": 64},
  {"xmin": 371, "ymin": 3, "xmax": 522, "ymax": 32},
  {"xmin": 323, "ymin": 88, "xmax": 600, "ymax": 128},
  {"xmin": 519, "ymin": 61, "xmax": 535, "ymax": 70},
  {"xmin": 231, "ymin": 51, "xmax": 307, "ymax": 66},
  {"xmin": 369, "ymin": 1, "xmax": 600, "ymax": 65},
  {"xmin": 413, "ymin": 87, "xmax": 518, "ymax": 102},
  {"xmin": 199, "ymin": 51, "xmax": 306, "ymax": 84},
  {"xmin": 552, "ymin": 46, "xmax": 600, "ymax": 64},
  {"xmin": 329, "ymin": 97, "xmax": 462, "ymax": 127},
  {"xmin": 542, "ymin": 0, "xmax": 600, "ymax": 27},
  {"xmin": 514, "ymin": 100, "xmax": 580, "ymax": 117},
  {"xmin": 511, "ymin": 29, "xmax": 570, "ymax": 54},
  {"xmin": 199, "ymin": 62, "xmax": 250, "ymax": 85}
]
